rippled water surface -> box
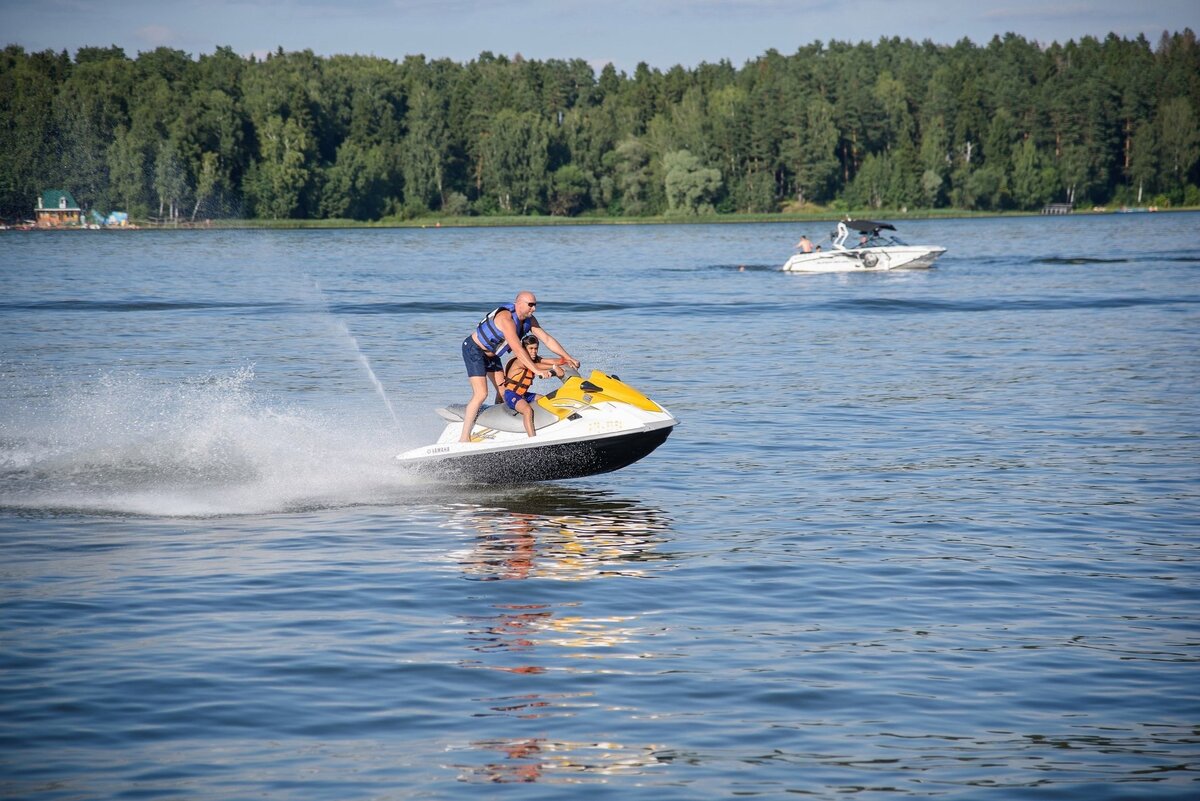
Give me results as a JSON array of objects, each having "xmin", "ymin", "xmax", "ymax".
[{"xmin": 2, "ymin": 215, "xmax": 1198, "ymax": 799}]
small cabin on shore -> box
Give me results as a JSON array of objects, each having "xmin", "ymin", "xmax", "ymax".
[
  {"xmin": 1041, "ymin": 203, "xmax": 1073, "ymax": 215},
  {"xmin": 36, "ymin": 190, "xmax": 83, "ymax": 228}
]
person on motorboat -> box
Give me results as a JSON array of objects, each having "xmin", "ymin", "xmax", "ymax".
[
  {"xmin": 796, "ymin": 235, "xmax": 814, "ymax": 253},
  {"xmin": 502, "ymin": 334, "xmax": 566, "ymax": 437},
  {"xmin": 459, "ymin": 291, "xmax": 579, "ymax": 442}
]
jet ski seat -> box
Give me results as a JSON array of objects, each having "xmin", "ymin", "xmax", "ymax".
[
  {"xmin": 435, "ymin": 403, "xmax": 559, "ymax": 433},
  {"xmin": 477, "ymin": 402, "xmax": 559, "ymax": 433},
  {"xmin": 436, "ymin": 405, "xmax": 467, "ymax": 422}
]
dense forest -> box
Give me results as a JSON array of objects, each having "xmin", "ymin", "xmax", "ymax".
[{"xmin": 1, "ymin": 30, "xmax": 1198, "ymax": 223}]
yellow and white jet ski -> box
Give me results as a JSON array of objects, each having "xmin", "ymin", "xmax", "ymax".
[{"xmin": 397, "ymin": 368, "xmax": 676, "ymax": 483}]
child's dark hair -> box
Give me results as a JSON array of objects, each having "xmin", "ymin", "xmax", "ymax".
[{"xmin": 521, "ymin": 334, "xmax": 539, "ymax": 346}]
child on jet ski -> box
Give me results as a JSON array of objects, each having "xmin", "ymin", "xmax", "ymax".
[{"xmin": 503, "ymin": 335, "xmax": 567, "ymax": 437}]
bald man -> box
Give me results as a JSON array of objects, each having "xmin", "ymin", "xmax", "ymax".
[{"xmin": 459, "ymin": 291, "xmax": 579, "ymax": 442}]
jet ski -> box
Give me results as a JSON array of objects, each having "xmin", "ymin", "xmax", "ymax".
[{"xmin": 397, "ymin": 368, "xmax": 677, "ymax": 483}]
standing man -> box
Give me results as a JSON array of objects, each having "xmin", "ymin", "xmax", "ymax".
[
  {"xmin": 459, "ymin": 291, "xmax": 579, "ymax": 442},
  {"xmin": 796, "ymin": 234, "xmax": 814, "ymax": 253}
]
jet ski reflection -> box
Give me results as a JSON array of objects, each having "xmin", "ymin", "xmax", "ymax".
[
  {"xmin": 454, "ymin": 737, "xmax": 669, "ymax": 784},
  {"xmin": 444, "ymin": 489, "xmax": 675, "ymax": 783},
  {"xmin": 445, "ymin": 487, "xmax": 674, "ymax": 582}
]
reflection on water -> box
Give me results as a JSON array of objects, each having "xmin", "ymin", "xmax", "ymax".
[
  {"xmin": 445, "ymin": 486, "xmax": 675, "ymax": 582},
  {"xmin": 471, "ymin": 691, "xmax": 592, "ymax": 719},
  {"xmin": 437, "ymin": 487, "xmax": 674, "ymax": 784},
  {"xmin": 461, "ymin": 603, "xmax": 648, "ymax": 666},
  {"xmin": 451, "ymin": 738, "xmax": 669, "ymax": 785}
]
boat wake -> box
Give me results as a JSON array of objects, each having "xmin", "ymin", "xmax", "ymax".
[
  {"xmin": 1033, "ymin": 256, "xmax": 1132, "ymax": 265},
  {"xmin": 0, "ymin": 367, "xmax": 430, "ymax": 517}
]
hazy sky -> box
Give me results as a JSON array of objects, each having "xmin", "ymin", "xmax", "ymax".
[{"xmin": 4, "ymin": 0, "xmax": 1198, "ymax": 73}]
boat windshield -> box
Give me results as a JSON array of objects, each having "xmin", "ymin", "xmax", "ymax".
[{"xmin": 857, "ymin": 233, "xmax": 907, "ymax": 248}]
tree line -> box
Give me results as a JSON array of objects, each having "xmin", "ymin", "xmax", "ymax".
[{"xmin": 1, "ymin": 30, "xmax": 1198, "ymax": 223}]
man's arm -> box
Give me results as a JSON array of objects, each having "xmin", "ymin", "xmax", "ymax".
[{"xmin": 530, "ymin": 323, "xmax": 579, "ymax": 369}]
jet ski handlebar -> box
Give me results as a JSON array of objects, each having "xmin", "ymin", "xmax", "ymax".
[{"xmin": 537, "ymin": 358, "xmax": 580, "ymax": 382}]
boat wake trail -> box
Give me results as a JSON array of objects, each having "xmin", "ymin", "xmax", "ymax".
[{"xmin": 0, "ymin": 368, "xmax": 428, "ymax": 517}]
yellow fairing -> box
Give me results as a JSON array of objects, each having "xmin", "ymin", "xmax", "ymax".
[{"xmin": 537, "ymin": 370, "xmax": 664, "ymax": 419}]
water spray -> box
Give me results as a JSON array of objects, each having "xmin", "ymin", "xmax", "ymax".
[
  {"xmin": 311, "ymin": 279, "xmax": 400, "ymax": 427},
  {"xmin": 335, "ymin": 319, "xmax": 399, "ymax": 426}
]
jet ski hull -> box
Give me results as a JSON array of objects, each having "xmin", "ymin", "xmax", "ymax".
[{"xmin": 402, "ymin": 424, "xmax": 673, "ymax": 484}]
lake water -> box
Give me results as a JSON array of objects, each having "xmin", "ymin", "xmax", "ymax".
[{"xmin": 1, "ymin": 214, "xmax": 1198, "ymax": 799}]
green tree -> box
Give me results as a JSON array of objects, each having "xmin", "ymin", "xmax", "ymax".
[
  {"xmin": 607, "ymin": 136, "xmax": 651, "ymax": 215},
  {"xmin": 240, "ymin": 49, "xmax": 329, "ymax": 217},
  {"xmin": 782, "ymin": 96, "xmax": 840, "ymax": 205},
  {"xmin": 171, "ymin": 88, "xmax": 245, "ymax": 218},
  {"xmin": 663, "ymin": 149, "xmax": 721, "ymax": 215},
  {"xmin": 706, "ymin": 83, "xmax": 746, "ymax": 170},
  {"xmin": 56, "ymin": 48, "xmax": 138, "ymax": 212},
  {"xmin": 153, "ymin": 140, "xmax": 188, "ymax": 222},
  {"xmin": 0, "ymin": 47, "xmax": 67, "ymax": 218},
  {"xmin": 107, "ymin": 125, "xmax": 149, "ymax": 216},
  {"xmin": 918, "ymin": 115, "xmax": 951, "ymax": 206},
  {"xmin": 874, "ymin": 71, "xmax": 916, "ymax": 154},
  {"xmin": 1128, "ymin": 120, "xmax": 1157, "ymax": 203},
  {"xmin": 847, "ymin": 148, "xmax": 919, "ymax": 210},
  {"xmin": 628, "ymin": 62, "xmax": 661, "ymax": 132},
  {"xmin": 966, "ymin": 164, "xmax": 1007, "ymax": 210},
  {"xmin": 1158, "ymin": 97, "xmax": 1199, "ymax": 191},
  {"xmin": 243, "ymin": 114, "xmax": 313, "ymax": 219},
  {"xmin": 1058, "ymin": 143, "xmax": 1094, "ymax": 205},
  {"xmin": 401, "ymin": 85, "xmax": 451, "ymax": 213},
  {"xmin": 191, "ymin": 151, "xmax": 222, "ymax": 221},
  {"xmin": 670, "ymin": 86, "xmax": 711, "ymax": 162},
  {"xmin": 320, "ymin": 140, "xmax": 393, "ymax": 220},
  {"xmin": 984, "ymin": 109, "xmax": 1016, "ymax": 178},
  {"xmin": 478, "ymin": 109, "xmax": 548, "ymax": 213},
  {"xmin": 549, "ymin": 163, "xmax": 589, "ymax": 216},
  {"xmin": 1010, "ymin": 138, "xmax": 1056, "ymax": 209}
]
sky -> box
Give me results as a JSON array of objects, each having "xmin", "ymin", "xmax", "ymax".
[{"xmin": 3, "ymin": 0, "xmax": 1199, "ymax": 74}]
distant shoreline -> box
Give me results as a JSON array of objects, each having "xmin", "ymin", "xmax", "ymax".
[{"xmin": 7, "ymin": 206, "xmax": 1192, "ymax": 232}]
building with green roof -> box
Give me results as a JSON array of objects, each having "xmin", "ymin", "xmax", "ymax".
[{"xmin": 36, "ymin": 189, "xmax": 82, "ymax": 228}]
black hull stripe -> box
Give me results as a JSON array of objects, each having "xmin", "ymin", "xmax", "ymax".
[{"xmin": 405, "ymin": 427, "xmax": 673, "ymax": 484}]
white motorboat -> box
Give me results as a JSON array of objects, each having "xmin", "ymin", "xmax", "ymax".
[
  {"xmin": 397, "ymin": 368, "xmax": 676, "ymax": 484},
  {"xmin": 783, "ymin": 220, "xmax": 945, "ymax": 272}
]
